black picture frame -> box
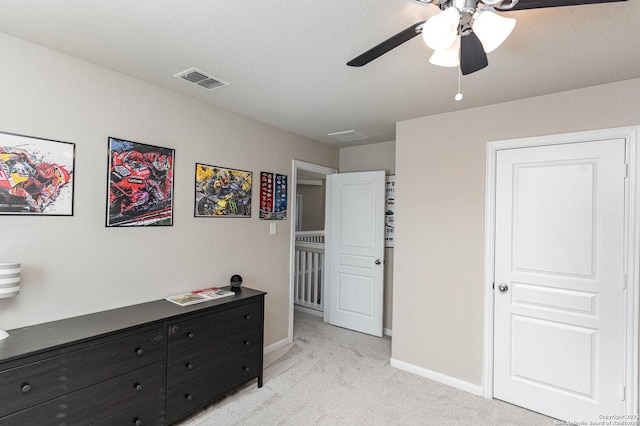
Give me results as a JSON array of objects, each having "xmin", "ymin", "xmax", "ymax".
[
  {"xmin": 194, "ymin": 163, "xmax": 252, "ymax": 218},
  {"xmin": 0, "ymin": 131, "xmax": 75, "ymax": 216},
  {"xmin": 106, "ymin": 137, "xmax": 175, "ymax": 227}
]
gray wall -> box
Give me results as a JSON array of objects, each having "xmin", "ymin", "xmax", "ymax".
[
  {"xmin": 393, "ymin": 78, "xmax": 640, "ymax": 387},
  {"xmin": 0, "ymin": 33, "xmax": 339, "ymax": 349},
  {"xmin": 296, "ymin": 183, "xmax": 325, "ymax": 231}
]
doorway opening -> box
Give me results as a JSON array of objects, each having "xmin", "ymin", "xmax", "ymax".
[{"xmin": 288, "ymin": 160, "xmax": 336, "ymax": 341}]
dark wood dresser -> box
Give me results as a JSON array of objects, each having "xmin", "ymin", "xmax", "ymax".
[{"xmin": 0, "ymin": 287, "xmax": 265, "ymax": 425}]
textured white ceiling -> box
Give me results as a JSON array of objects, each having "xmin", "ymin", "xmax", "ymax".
[{"xmin": 0, "ymin": 0, "xmax": 637, "ymax": 146}]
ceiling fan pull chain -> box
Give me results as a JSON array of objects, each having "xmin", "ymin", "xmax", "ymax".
[{"xmin": 455, "ymin": 65, "xmax": 464, "ymax": 101}]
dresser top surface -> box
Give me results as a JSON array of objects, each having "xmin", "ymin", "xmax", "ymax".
[{"xmin": 0, "ymin": 286, "xmax": 265, "ymax": 363}]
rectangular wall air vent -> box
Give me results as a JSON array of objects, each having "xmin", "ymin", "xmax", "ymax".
[
  {"xmin": 174, "ymin": 67, "xmax": 230, "ymax": 90},
  {"xmin": 328, "ymin": 130, "xmax": 368, "ymax": 142}
]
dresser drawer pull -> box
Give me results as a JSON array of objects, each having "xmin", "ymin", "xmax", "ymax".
[
  {"xmin": 135, "ymin": 347, "xmax": 144, "ymax": 356},
  {"xmin": 186, "ymin": 332, "xmax": 195, "ymax": 339},
  {"xmin": 133, "ymin": 417, "xmax": 143, "ymax": 426},
  {"xmin": 242, "ymin": 366, "xmax": 251, "ymax": 372},
  {"xmin": 20, "ymin": 383, "xmax": 31, "ymax": 393},
  {"xmin": 185, "ymin": 393, "xmax": 193, "ymax": 401},
  {"xmin": 134, "ymin": 382, "xmax": 143, "ymax": 391},
  {"xmin": 244, "ymin": 314, "xmax": 251, "ymax": 320},
  {"xmin": 185, "ymin": 362, "xmax": 194, "ymax": 370},
  {"xmin": 244, "ymin": 340, "xmax": 251, "ymax": 346}
]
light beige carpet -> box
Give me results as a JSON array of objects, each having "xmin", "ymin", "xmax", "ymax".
[{"xmin": 177, "ymin": 311, "xmax": 553, "ymax": 425}]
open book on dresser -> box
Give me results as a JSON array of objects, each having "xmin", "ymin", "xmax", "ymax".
[{"xmin": 165, "ymin": 287, "xmax": 235, "ymax": 306}]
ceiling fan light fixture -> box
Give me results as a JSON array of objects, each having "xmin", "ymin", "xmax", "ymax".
[
  {"xmin": 422, "ymin": 7, "xmax": 461, "ymax": 51},
  {"xmin": 429, "ymin": 36, "xmax": 460, "ymax": 67},
  {"xmin": 472, "ymin": 6, "xmax": 516, "ymax": 53}
]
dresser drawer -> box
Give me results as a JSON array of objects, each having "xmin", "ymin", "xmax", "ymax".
[
  {"xmin": 167, "ymin": 301, "xmax": 262, "ymax": 355},
  {"xmin": 0, "ymin": 327, "xmax": 164, "ymax": 417},
  {"xmin": 167, "ymin": 326, "xmax": 262, "ymax": 388},
  {"xmin": 0, "ymin": 361, "xmax": 163, "ymax": 425},
  {"xmin": 93, "ymin": 396, "xmax": 164, "ymax": 426},
  {"xmin": 166, "ymin": 350, "xmax": 261, "ymax": 423}
]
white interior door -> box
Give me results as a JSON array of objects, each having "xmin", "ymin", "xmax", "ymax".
[
  {"xmin": 494, "ymin": 139, "xmax": 626, "ymax": 421},
  {"xmin": 326, "ymin": 171, "xmax": 385, "ymax": 337}
]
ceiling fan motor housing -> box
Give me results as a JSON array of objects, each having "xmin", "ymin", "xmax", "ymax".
[{"xmin": 450, "ymin": 0, "xmax": 479, "ymax": 13}]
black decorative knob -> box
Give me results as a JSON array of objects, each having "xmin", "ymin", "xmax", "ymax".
[
  {"xmin": 134, "ymin": 383, "xmax": 143, "ymax": 391},
  {"xmin": 244, "ymin": 340, "xmax": 251, "ymax": 346},
  {"xmin": 135, "ymin": 348, "xmax": 144, "ymax": 356},
  {"xmin": 21, "ymin": 383, "xmax": 31, "ymax": 393},
  {"xmin": 243, "ymin": 366, "xmax": 250, "ymax": 372},
  {"xmin": 133, "ymin": 418, "xmax": 142, "ymax": 426},
  {"xmin": 244, "ymin": 314, "xmax": 251, "ymax": 320},
  {"xmin": 185, "ymin": 362, "xmax": 194, "ymax": 370},
  {"xmin": 186, "ymin": 332, "xmax": 194, "ymax": 339},
  {"xmin": 185, "ymin": 393, "xmax": 193, "ymax": 401}
]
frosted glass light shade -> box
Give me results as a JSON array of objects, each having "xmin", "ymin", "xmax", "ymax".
[
  {"xmin": 0, "ymin": 262, "xmax": 20, "ymax": 341},
  {"xmin": 0, "ymin": 263, "xmax": 20, "ymax": 298},
  {"xmin": 473, "ymin": 7, "xmax": 516, "ymax": 53},
  {"xmin": 429, "ymin": 36, "xmax": 460, "ymax": 67},
  {"xmin": 422, "ymin": 7, "xmax": 461, "ymax": 51}
]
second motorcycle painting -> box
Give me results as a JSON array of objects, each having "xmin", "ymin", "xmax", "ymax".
[{"xmin": 106, "ymin": 137, "xmax": 174, "ymax": 227}]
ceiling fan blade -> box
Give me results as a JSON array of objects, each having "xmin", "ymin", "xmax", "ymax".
[
  {"xmin": 504, "ymin": 0, "xmax": 627, "ymax": 11},
  {"xmin": 347, "ymin": 21, "xmax": 425, "ymax": 67},
  {"xmin": 460, "ymin": 31, "xmax": 488, "ymax": 75}
]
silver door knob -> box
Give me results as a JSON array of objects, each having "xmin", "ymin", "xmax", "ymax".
[
  {"xmin": 498, "ymin": 283, "xmax": 509, "ymax": 293},
  {"xmin": 375, "ymin": 259, "xmax": 382, "ymax": 265}
]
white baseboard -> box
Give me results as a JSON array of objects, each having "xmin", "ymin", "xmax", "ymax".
[
  {"xmin": 383, "ymin": 328, "xmax": 392, "ymax": 337},
  {"xmin": 264, "ymin": 336, "xmax": 292, "ymax": 355},
  {"xmin": 390, "ymin": 357, "xmax": 483, "ymax": 396}
]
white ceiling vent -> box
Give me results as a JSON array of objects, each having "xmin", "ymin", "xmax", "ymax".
[
  {"xmin": 174, "ymin": 67, "xmax": 230, "ymax": 90},
  {"xmin": 328, "ymin": 130, "xmax": 368, "ymax": 142}
]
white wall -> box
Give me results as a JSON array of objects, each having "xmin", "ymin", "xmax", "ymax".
[
  {"xmin": 393, "ymin": 78, "xmax": 640, "ymax": 387},
  {"xmin": 339, "ymin": 140, "xmax": 395, "ymax": 332},
  {"xmin": 0, "ymin": 33, "xmax": 338, "ymax": 348}
]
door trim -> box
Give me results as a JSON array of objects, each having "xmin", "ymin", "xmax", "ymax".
[
  {"xmin": 288, "ymin": 160, "xmax": 336, "ymax": 342},
  {"xmin": 482, "ymin": 126, "xmax": 640, "ymax": 416}
]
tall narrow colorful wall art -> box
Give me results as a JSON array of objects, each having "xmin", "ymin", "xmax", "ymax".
[{"xmin": 259, "ymin": 171, "xmax": 287, "ymax": 220}]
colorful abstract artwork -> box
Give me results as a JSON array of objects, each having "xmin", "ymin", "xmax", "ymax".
[
  {"xmin": 107, "ymin": 137, "xmax": 174, "ymax": 226},
  {"xmin": 259, "ymin": 171, "xmax": 287, "ymax": 220},
  {"xmin": 194, "ymin": 163, "xmax": 252, "ymax": 218},
  {"xmin": 0, "ymin": 131, "xmax": 75, "ymax": 215}
]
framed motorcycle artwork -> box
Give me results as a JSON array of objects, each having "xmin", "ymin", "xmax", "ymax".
[
  {"xmin": 194, "ymin": 163, "xmax": 252, "ymax": 218},
  {"xmin": 106, "ymin": 137, "xmax": 175, "ymax": 227},
  {"xmin": 0, "ymin": 131, "xmax": 75, "ymax": 216}
]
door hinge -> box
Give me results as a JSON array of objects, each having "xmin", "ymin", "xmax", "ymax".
[
  {"xmin": 620, "ymin": 385, "xmax": 626, "ymax": 401},
  {"xmin": 623, "ymin": 274, "xmax": 627, "ymax": 290},
  {"xmin": 624, "ymin": 163, "xmax": 629, "ymax": 178}
]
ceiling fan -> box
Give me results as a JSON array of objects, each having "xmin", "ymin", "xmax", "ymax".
[{"xmin": 347, "ymin": 0, "xmax": 628, "ymax": 76}]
